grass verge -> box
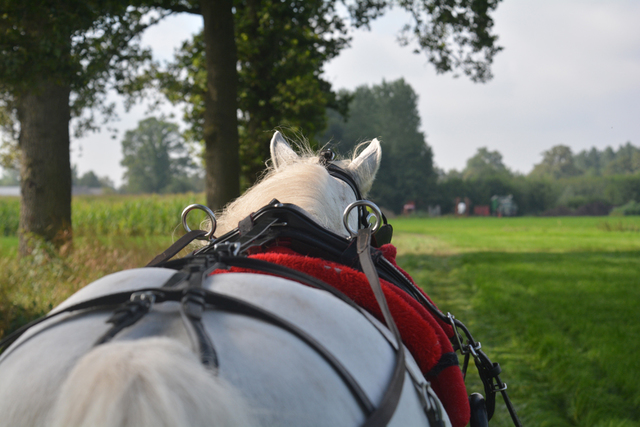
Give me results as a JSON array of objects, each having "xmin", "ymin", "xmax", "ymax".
[{"xmin": 0, "ymin": 235, "xmax": 176, "ymax": 338}]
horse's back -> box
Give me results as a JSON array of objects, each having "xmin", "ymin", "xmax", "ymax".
[{"xmin": 0, "ymin": 268, "xmax": 450, "ymax": 427}]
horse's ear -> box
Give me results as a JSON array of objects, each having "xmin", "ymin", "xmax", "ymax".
[
  {"xmin": 347, "ymin": 139, "xmax": 382, "ymax": 195},
  {"xmin": 270, "ymin": 131, "xmax": 299, "ymax": 170}
]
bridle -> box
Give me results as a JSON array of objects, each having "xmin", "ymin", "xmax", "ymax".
[
  {"xmin": 319, "ymin": 148, "xmax": 371, "ymax": 230},
  {"xmin": 319, "ymin": 149, "xmax": 392, "ymax": 244}
]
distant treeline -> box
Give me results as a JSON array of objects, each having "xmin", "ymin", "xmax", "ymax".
[
  {"xmin": 321, "ymin": 79, "xmax": 640, "ymax": 216},
  {"xmin": 433, "ymin": 144, "xmax": 640, "ymax": 216},
  {"xmin": 4, "ymin": 77, "xmax": 637, "ymax": 217}
]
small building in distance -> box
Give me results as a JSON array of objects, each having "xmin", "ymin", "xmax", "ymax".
[
  {"xmin": 0, "ymin": 186, "xmax": 105, "ymax": 197},
  {"xmin": 491, "ymin": 195, "xmax": 518, "ymax": 217},
  {"xmin": 403, "ymin": 201, "xmax": 416, "ymax": 215},
  {"xmin": 473, "ymin": 205, "xmax": 490, "ymax": 216}
]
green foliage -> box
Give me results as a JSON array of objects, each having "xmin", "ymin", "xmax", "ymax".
[
  {"xmin": 436, "ymin": 142, "xmax": 640, "ymax": 215},
  {"xmin": 534, "ymin": 142, "xmax": 640, "ymax": 180},
  {"xmin": 348, "ymin": 0, "xmax": 503, "ymax": 82},
  {"xmin": 321, "ymin": 79, "xmax": 437, "ymax": 213},
  {"xmin": 72, "ymin": 167, "xmax": 114, "ymax": 189},
  {"xmin": 462, "ymin": 147, "xmax": 511, "ymax": 180},
  {"xmin": 151, "ymin": 0, "xmax": 503, "ymax": 188},
  {"xmin": 530, "ymin": 145, "xmax": 581, "ymax": 179},
  {"xmin": 0, "ymin": 97, "xmax": 19, "ymax": 169},
  {"xmin": 0, "ymin": 197, "xmax": 19, "ymax": 236},
  {"xmin": 575, "ymin": 142, "xmax": 640, "ymax": 176},
  {"xmin": 156, "ymin": 0, "xmax": 350, "ymax": 186},
  {"xmin": 0, "ymin": 0, "xmax": 157, "ymax": 136},
  {"xmin": 611, "ymin": 200, "xmax": 640, "ymax": 216},
  {"xmin": 120, "ymin": 117, "xmax": 202, "ymax": 194},
  {"xmin": 72, "ymin": 193, "xmax": 206, "ymax": 237}
]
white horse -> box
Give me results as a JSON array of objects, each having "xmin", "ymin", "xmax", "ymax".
[{"xmin": 0, "ymin": 132, "xmax": 452, "ymax": 427}]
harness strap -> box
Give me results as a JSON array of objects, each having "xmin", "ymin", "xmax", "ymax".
[
  {"xmin": 146, "ymin": 229, "xmax": 208, "ymax": 267},
  {"xmin": 356, "ymin": 228, "xmax": 406, "ymax": 426},
  {"xmin": 0, "ymin": 291, "xmax": 149, "ymax": 353},
  {"xmin": 356, "ymin": 227, "xmax": 445, "ymax": 427},
  {"xmin": 95, "ymin": 290, "xmax": 156, "ymax": 345}
]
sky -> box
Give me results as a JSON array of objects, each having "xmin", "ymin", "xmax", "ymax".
[{"xmin": 67, "ymin": 0, "xmax": 640, "ymax": 187}]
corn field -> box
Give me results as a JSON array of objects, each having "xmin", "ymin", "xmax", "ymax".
[{"xmin": 0, "ymin": 193, "xmax": 206, "ymax": 237}]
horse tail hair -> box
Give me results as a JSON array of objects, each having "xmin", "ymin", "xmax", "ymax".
[{"xmin": 49, "ymin": 337, "xmax": 255, "ymax": 427}]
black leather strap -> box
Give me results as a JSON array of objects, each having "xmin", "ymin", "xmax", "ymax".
[
  {"xmin": 356, "ymin": 227, "xmax": 408, "ymax": 426},
  {"xmin": 146, "ymin": 229, "xmax": 208, "ymax": 267}
]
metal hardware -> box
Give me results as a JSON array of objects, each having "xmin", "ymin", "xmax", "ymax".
[
  {"xmin": 319, "ymin": 148, "xmax": 336, "ymax": 164},
  {"xmin": 343, "ymin": 200, "xmax": 382, "ymax": 236},
  {"xmin": 213, "ymin": 241, "xmax": 241, "ymax": 257},
  {"xmin": 448, "ymin": 312, "xmax": 482, "ymax": 357},
  {"xmin": 469, "ymin": 341, "xmax": 481, "ymax": 357},
  {"xmin": 182, "ymin": 204, "xmax": 217, "ymax": 240},
  {"xmin": 448, "ymin": 313, "xmax": 466, "ymax": 353},
  {"xmin": 130, "ymin": 291, "xmax": 156, "ymax": 305},
  {"xmin": 493, "ymin": 383, "xmax": 508, "ymax": 392}
]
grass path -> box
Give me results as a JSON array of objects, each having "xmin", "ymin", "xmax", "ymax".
[{"xmin": 393, "ymin": 217, "xmax": 640, "ymax": 427}]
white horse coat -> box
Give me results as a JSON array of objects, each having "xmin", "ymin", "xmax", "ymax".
[{"xmin": 0, "ymin": 133, "xmax": 452, "ymax": 427}]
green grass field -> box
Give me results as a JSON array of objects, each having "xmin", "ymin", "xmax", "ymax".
[
  {"xmin": 393, "ymin": 216, "xmax": 640, "ymax": 427},
  {"xmin": 1, "ymin": 203, "xmax": 639, "ymax": 426}
]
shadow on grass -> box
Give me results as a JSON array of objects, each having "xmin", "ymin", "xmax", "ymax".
[{"xmin": 397, "ymin": 250, "xmax": 640, "ymax": 427}]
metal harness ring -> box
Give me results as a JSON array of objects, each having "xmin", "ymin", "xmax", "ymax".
[
  {"xmin": 181, "ymin": 204, "xmax": 217, "ymax": 240},
  {"xmin": 343, "ymin": 200, "xmax": 382, "ymax": 236}
]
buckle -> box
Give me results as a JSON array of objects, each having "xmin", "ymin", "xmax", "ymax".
[
  {"xmin": 213, "ymin": 241, "xmax": 241, "ymax": 257},
  {"xmin": 130, "ymin": 291, "xmax": 156, "ymax": 307},
  {"xmin": 447, "ymin": 312, "xmax": 481, "ymax": 356}
]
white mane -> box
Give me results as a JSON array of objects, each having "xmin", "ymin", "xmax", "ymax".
[{"xmin": 215, "ymin": 132, "xmax": 382, "ymax": 237}]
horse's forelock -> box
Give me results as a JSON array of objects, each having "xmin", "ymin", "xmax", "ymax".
[{"xmin": 214, "ymin": 140, "xmax": 372, "ymax": 237}]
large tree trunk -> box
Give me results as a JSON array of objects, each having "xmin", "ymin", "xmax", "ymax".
[
  {"xmin": 201, "ymin": 0, "xmax": 240, "ymax": 211},
  {"xmin": 17, "ymin": 80, "xmax": 72, "ymax": 254}
]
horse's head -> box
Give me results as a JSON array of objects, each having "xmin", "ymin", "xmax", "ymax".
[{"xmin": 216, "ymin": 131, "xmax": 382, "ymax": 237}]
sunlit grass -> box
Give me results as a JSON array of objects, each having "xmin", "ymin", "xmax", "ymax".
[
  {"xmin": 394, "ymin": 216, "xmax": 640, "ymax": 426},
  {"xmin": 392, "ymin": 216, "xmax": 640, "ymax": 254}
]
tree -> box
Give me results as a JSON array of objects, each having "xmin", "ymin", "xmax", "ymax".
[
  {"xmin": 121, "ymin": 117, "xmax": 200, "ymax": 194},
  {"xmin": 152, "ymin": 0, "xmax": 503, "ymax": 208},
  {"xmin": 156, "ymin": 0, "xmax": 350, "ymax": 189},
  {"xmin": 604, "ymin": 142, "xmax": 640, "ymax": 176},
  {"xmin": 574, "ymin": 147, "xmax": 602, "ymax": 176},
  {"xmin": 348, "ymin": 0, "xmax": 503, "ymax": 82},
  {"xmin": 322, "ymin": 79, "xmax": 436, "ymax": 213},
  {"xmin": 530, "ymin": 145, "xmax": 580, "ymax": 180},
  {"xmin": 145, "ymin": 0, "xmax": 238, "ymax": 209},
  {"xmin": 0, "ymin": 0, "xmax": 156, "ymax": 253},
  {"xmin": 462, "ymin": 147, "xmax": 511, "ymax": 180},
  {"xmin": 72, "ymin": 167, "xmax": 115, "ymax": 189}
]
